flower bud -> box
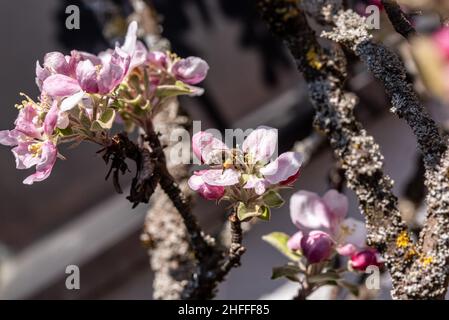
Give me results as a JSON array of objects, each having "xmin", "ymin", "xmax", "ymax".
[
  {"xmin": 172, "ymin": 57, "xmax": 209, "ymax": 84},
  {"xmin": 349, "ymin": 249, "xmax": 382, "ymax": 271},
  {"xmin": 300, "ymin": 230, "xmax": 334, "ymax": 263}
]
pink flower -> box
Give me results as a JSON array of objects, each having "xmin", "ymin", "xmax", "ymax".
[
  {"xmin": 433, "ymin": 27, "xmax": 449, "ymax": 61},
  {"xmin": 190, "ymin": 127, "xmax": 303, "ymax": 196},
  {"xmin": 289, "ymin": 190, "xmax": 366, "ymax": 260},
  {"xmin": 22, "ymin": 140, "xmax": 57, "ymax": 185},
  {"xmin": 172, "ymin": 57, "xmax": 209, "ymax": 84},
  {"xmin": 0, "ymin": 102, "xmax": 61, "ymax": 184},
  {"xmin": 40, "ymin": 22, "xmax": 143, "ymax": 112},
  {"xmin": 188, "ymin": 170, "xmax": 225, "ymax": 200},
  {"xmin": 349, "ymin": 248, "xmax": 382, "ymax": 271}
]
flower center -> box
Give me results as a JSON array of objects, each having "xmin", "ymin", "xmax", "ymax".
[{"xmin": 28, "ymin": 142, "xmax": 43, "ymax": 156}]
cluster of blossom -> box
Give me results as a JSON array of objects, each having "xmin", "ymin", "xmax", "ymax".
[
  {"xmin": 286, "ymin": 190, "xmax": 382, "ymax": 271},
  {"xmin": 188, "ymin": 126, "xmax": 303, "ymax": 221},
  {"xmin": 0, "ymin": 22, "xmax": 208, "ymax": 184}
]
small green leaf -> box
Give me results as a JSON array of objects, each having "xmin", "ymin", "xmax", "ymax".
[
  {"xmin": 236, "ymin": 202, "xmax": 262, "ymax": 221},
  {"xmin": 258, "ymin": 206, "xmax": 271, "ymax": 221},
  {"xmin": 57, "ymin": 127, "xmax": 73, "ymax": 137},
  {"xmin": 91, "ymin": 109, "xmax": 116, "ymax": 131},
  {"xmin": 271, "ymin": 265, "xmax": 301, "ymax": 281},
  {"xmin": 262, "ymin": 232, "xmax": 301, "ymax": 261},
  {"xmin": 262, "ymin": 190, "xmax": 285, "ymax": 208},
  {"xmin": 156, "ymin": 81, "xmax": 193, "ymax": 98},
  {"xmin": 308, "ymin": 271, "xmax": 341, "ymax": 284},
  {"xmin": 79, "ymin": 111, "xmax": 92, "ymax": 130}
]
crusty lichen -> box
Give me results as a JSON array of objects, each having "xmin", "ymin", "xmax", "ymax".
[{"xmin": 321, "ymin": 8, "xmax": 449, "ymax": 299}]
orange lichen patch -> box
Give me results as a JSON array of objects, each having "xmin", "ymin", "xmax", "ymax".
[
  {"xmin": 396, "ymin": 231, "xmax": 411, "ymax": 248},
  {"xmin": 404, "ymin": 247, "xmax": 417, "ymax": 260},
  {"xmin": 419, "ymin": 255, "xmax": 433, "ymax": 267},
  {"xmin": 306, "ymin": 48, "xmax": 323, "ymax": 70}
]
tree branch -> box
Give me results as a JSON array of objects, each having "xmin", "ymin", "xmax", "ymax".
[
  {"xmin": 321, "ymin": 8, "xmax": 449, "ymax": 299},
  {"xmin": 381, "ymin": 0, "xmax": 417, "ymax": 39},
  {"xmin": 255, "ymin": 0, "xmax": 409, "ymax": 298}
]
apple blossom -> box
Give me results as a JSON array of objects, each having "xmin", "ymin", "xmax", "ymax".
[
  {"xmin": 189, "ymin": 126, "xmax": 303, "ymax": 221},
  {"xmin": 1, "ymin": 21, "xmax": 209, "ymax": 185},
  {"xmin": 288, "ymin": 189, "xmax": 367, "ymax": 262}
]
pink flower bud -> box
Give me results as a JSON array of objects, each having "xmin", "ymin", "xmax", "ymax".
[
  {"xmin": 300, "ymin": 230, "xmax": 334, "ymax": 263},
  {"xmin": 172, "ymin": 57, "xmax": 209, "ymax": 84},
  {"xmin": 350, "ymin": 248, "xmax": 382, "ymax": 271}
]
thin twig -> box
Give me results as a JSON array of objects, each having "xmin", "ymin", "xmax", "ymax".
[{"xmin": 381, "ymin": 0, "xmax": 417, "ymax": 40}]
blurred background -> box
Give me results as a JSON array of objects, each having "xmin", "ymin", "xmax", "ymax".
[{"xmin": 0, "ymin": 0, "xmax": 430, "ymax": 299}]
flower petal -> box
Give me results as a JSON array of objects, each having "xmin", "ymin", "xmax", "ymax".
[
  {"xmin": 0, "ymin": 130, "xmax": 20, "ymax": 146},
  {"xmin": 289, "ymin": 190, "xmax": 332, "ymax": 232},
  {"xmin": 60, "ymin": 90, "xmax": 85, "ymax": 112},
  {"xmin": 260, "ymin": 152, "xmax": 303, "ymax": 184},
  {"xmin": 191, "ymin": 131, "xmax": 228, "ymax": 164},
  {"xmin": 201, "ymin": 169, "xmax": 240, "ymax": 186},
  {"xmin": 339, "ymin": 217, "xmax": 367, "ymax": 248},
  {"xmin": 44, "ymin": 102, "xmax": 59, "ymax": 136},
  {"xmin": 76, "ymin": 60, "xmax": 99, "ymax": 93},
  {"xmin": 322, "ymin": 189, "xmax": 349, "ymax": 222},
  {"xmin": 243, "ymin": 175, "xmax": 267, "ymax": 195},
  {"xmin": 242, "ymin": 126, "xmax": 278, "ymax": 163},
  {"xmin": 287, "ymin": 231, "xmax": 304, "ymax": 251},
  {"xmin": 43, "ymin": 74, "xmax": 81, "ymax": 97}
]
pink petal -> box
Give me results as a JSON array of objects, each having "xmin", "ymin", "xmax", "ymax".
[
  {"xmin": 433, "ymin": 27, "xmax": 449, "ymax": 60},
  {"xmin": 201, "ymin": 169, "xmax": 240, "ymax": 186},
  {"xmin": 0, "ymin": 130, "xmax": 20, "ymax": 146},
  {"xmin": 76, "ymin": 60, "xmax": 99, "ymax": 93},
  {"xmin": 172, "ymin": 57, "xmax": 209, "ymax": 84},
  {"xmin": 129, "ymin": 41, "xmax": 148, "ymax": 70},
  {"xmin": 44, "ymin": 102, "xmax": 59, "ymax": 136},
  {"xmin": 43, "ymin": 74, "xmax": 81, "ymax": 97},
  {"xmin": 336, "ymin": 243, "xmax": 357, "ymax": 256},
  {"xmin": 242, "ymin": 126, "xmax": 278, "ymax": 163},
  {"xmin": 287, "ymin": 231, "xmax": 304, "ymax": 251},
  {"xmin": 121, "ymin": 21, "xmax": 138, "ymax": 55},
  {"xmin": 192, "ymin": 131, "xmax": 228, "ymax": 164},
  {"xmin": 97, "ymin": 48, "xmax": 130, "ymax": 94},
  {"xmin": 243, "ymin": 175, "xmax": 267, "ymax": 195},
  {"xmin": 43, "ymin": 51, "xmax": 70, "ymax": 74},
  {"xmin": 338, "ymin": 218, "xmax": 367, "ymax": 248},
  {"xmin": 14, "ymin": 104, "xmax": 40, "ymax": 139},
  {"xmin": 322, "ymin": 189, "xmax": 349, "ymax": 222},
  {"xmin": 260, "ymin": 152, "xmax": 303, "ymax": 184},
  {"xmin": 148, "ymin": 51, "xmax": 167, "ymax": 68},
  {"xmin": 289, "ymin": 190, "xmax": 333, "ymax": 232},
  {"xmin": 60, "ymin": 91, "xmax": 85, "ymax": 112}
]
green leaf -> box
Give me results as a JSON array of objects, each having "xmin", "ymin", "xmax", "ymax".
[
  {"xmin": 156, "ymin": 81, "xmax": 193, "ymax": 98},
  {"xmin": 271, "ymin": 265, "xmax": 301, "ymax": 281},
  {"xmin": 79, "ymin": 111, "xmax": 92, "ymax": 130},
  {"xmin": 91, "ymin": 109, "xmax": 116, "ymax": 131},
  {"xmin": 262, "ymin": 190, "xmax": 285, "ymax": 208},
  {"xmin": 308, "ymin": 271, "xmax": 341, "ymax": 284},
  {"xmin": 337, "ymin": 280, "xmax": 359, "ymax": 297},
  {"xmin": 236, "ymin": 202, "xmax": 263, "ymax": 221},
  {"xmin": 57, "ymin": 127, "xmax": 73, "ymax": 137},
  {"xmin": 258, "ymin": 206, "xmax": 271, "ymax": 221},
  {"xmin": 262, "ymin": 232, "xmax": 301, "ymax": 261}
]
